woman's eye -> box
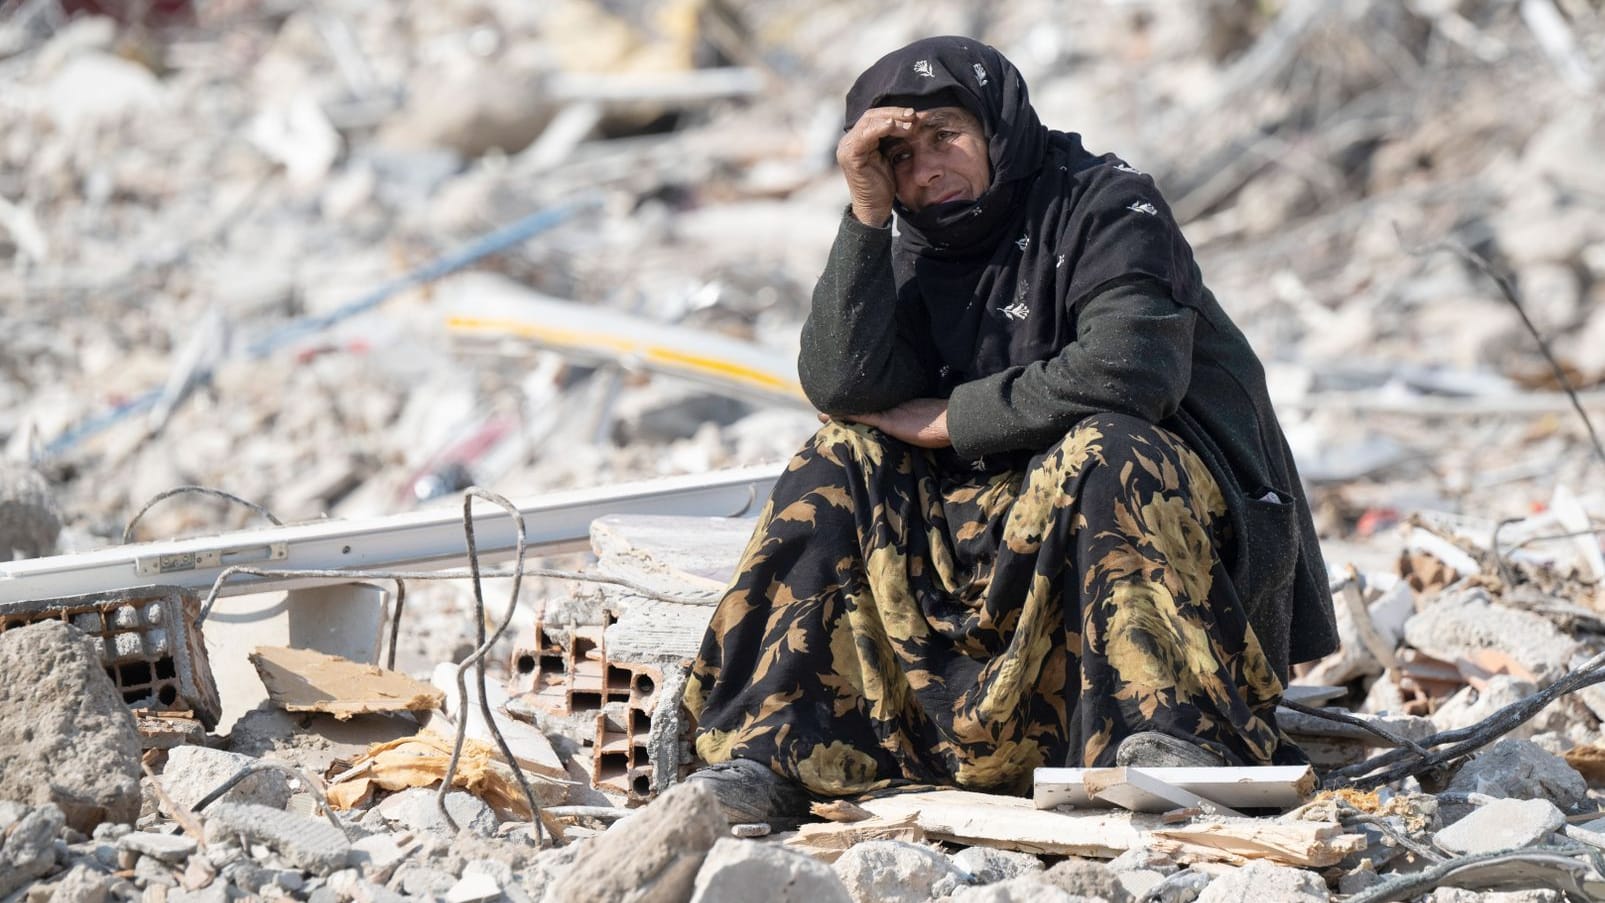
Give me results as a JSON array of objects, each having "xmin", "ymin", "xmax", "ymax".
[
  {"xmin": 890, "ymin": 151, "xmax": 911, "ymax": 166},
  {"xmin": 937, "ymin": 130, "xmax": 957, "ymax": 142}
]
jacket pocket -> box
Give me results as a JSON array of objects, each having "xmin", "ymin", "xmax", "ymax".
[{"xmin": 1239, "ymin": 486, "xmax": 1301, "ymax": 617}]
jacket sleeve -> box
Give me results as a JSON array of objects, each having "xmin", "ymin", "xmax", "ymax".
[
  {"xmin": 946, "ymin": 280, "xmax": 1197, "ymax": 457},
  {"xmin": 798, "ymin": 209, "xmax": 932, "ymax": 414}
]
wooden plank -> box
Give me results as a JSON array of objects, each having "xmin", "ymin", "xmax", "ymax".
[
  {"xmin": 249, "ymin": 646, "xmax": 443, "ymax": 720},
  {"xmin": 856, "ymin": 789, "xmax": 1157, "ymax": 858},
  {"xmin": 1033, "ymin": 765, "xmax": 1317, "ymax": 811},
  {"xmin": 1150, "ymin": 819, "xmax": 1368, "ymax": 868},
  {"xmin": 782, "ymin": 813, "xmax": 925, "ymax": 863},
  {"xmin": 1082, "ymin": 768, "xmax": 1243, "ymax": 817}
]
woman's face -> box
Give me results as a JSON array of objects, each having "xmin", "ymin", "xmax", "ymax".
[{"xmin": 879, "ymin": 106, "xmax": 991, "ymax": 213}]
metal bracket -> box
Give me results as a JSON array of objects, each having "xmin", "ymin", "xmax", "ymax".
[{"xmin": 136, "ymin": 542, "xmax": 288, "ymax": 577}]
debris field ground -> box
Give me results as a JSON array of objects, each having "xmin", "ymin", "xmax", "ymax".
[{"xmin": 4, "ymin": 1, "xmax": 1605, "ymax": 902}]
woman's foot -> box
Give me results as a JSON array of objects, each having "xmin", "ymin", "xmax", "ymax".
[
  {"xmin": 683, "ymin": 758, "xmax": 811, "ymax": 824},
  {"xmin": 1114, "ymin": 732, "xmax": 1227, "ymax": 768}
]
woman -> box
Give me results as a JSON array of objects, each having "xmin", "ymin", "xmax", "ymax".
[{"xmin": 682, "ymin": 36, "xmax": 1339, "ymax": 822}]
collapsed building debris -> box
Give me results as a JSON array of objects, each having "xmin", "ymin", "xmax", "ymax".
[{"xmin": 4, "ymin": 0, "xmax": 1605, "ymax": 901}]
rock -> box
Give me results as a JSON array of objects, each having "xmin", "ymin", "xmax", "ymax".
[
  {"xmin": 1117, "ymin": 870, "xmax": 1168, "ymax": 900},
  {"xmin": 552, "ymin": 781, "xmax": 726, "ymax": 903},
  {"xmin": 1434, "ymin": 798, "xmax": 1564, "ymax": 855},
  {"xmin": 349, "ymin": 832, "xmax": 409, "ymax": 875},
  {"xmin": 1105, "ymin": 846, "xmax": 1179, "ymax": 876},
  {"xmin": 832, "ymin": 840, "xmax": 967, "ymax": 903},
  {"xmin": 378, "ymin": 65, "xmax": 553, "ymax": 158},
  {"xmin": 445, "ymin": 871, "xmax": 503, "ymax": 903},
  {"xmin": 1444, "ymin": 739, "xmax": 1588, "ymax": 811},
  {"xmin": 375, "ymin": 788, "xmax": 498, "ymax": 838},
  {"xmin": 1147, "ymin": 869, "xmax": 1212, "ymax": 903},
  {"xmin": 160, "ymin": 746, "xmax": 293, "ymax": 812},
  {"xmin": 118, "ymin": 831, "xmax": 197, "ymax": 864},
  {"xmin": 1195, "ymin": 862, "xmax": 1327, "ymax": 902},
  {"xmin": 946, "ymin": 876, "xmax": 1080, "ymax": 902},
  {"xmin": 1402, "ymin": 587, "xmax": 1580, "ymax": 679},
  {"xmin": 46, "ymin": 863, "xmax": 115, "ymax": 903},
  {"xmin": 0, "ymin": 463, "xmax": 61, "ymax": 560},
  {"xmin": 0, "ymin": 804, "xmax": 65, "ymax": 897},
  {"xmin": 0, "ymin": 622, "xmax": 142, "ymax": 832},
  {"xmin": 202, "ymin": 802, "xmax": 351, "ymax": 874},
  {"xmin": 1039, "ymin": 859, "xmax": 1131, "ymax": 902},
  {"xmin": 690, "ymin": 838, "xmax": 852, "ymax": 903},
  {"xmin": 951, "ymin": 847, "xmax": 1045, "ymax": 885}
]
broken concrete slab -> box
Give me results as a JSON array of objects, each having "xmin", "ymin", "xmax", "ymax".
[
  {"xmin": 552, "ymin": 781, "xmax": 726, "ymax": 903},
  {"xmin": 1402, "ymin": 586, "xmax": 1581, "ymax": 679},
  {"xmin": 118, "ymin": 830, "xmax": 197, "ymax": 864},
  {"xmin": 1039, "ymin": 859, "xmax": 1131, "ymax": 902},
  {"xmin": 249, "ymin": 645, "xmax": 443, "ymax": 720},
  {"xmin": 202, "ymin": 802, "xmax": 351, "ymax": 874},
  {"xmin": 1444, "ymin": 739, "xmax": 1589, "ymax": 812},
  {"xmin": 374, "ymin": 788, "xmax": 498, "ymax": 838},
  {"xmin": 0, "ymin": 621, "xmax": 141, "ymax": 832},
  {"xmin": 160, "ymin": 745, "xmax": 293, "ymax": 812},
  {"xmin": 831, "ymin": 840, "xmax": 967, "ymax": 903},
  {"xmin": 690, "ymin": 837, "xmax": 853, "ymax": 903},
  {"xmin": 1434, "ymin": 797, "xmax": 1564, "ymax": 855}
]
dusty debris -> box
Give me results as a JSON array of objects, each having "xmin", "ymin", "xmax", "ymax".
[{"xmin": 249, "ymin": 645, "xmax": 444, "ymax": 719}]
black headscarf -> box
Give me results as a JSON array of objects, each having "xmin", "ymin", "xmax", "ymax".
[{"xmin": 844, "ymin": 36, "xmax": 1206, "ymax": 393}]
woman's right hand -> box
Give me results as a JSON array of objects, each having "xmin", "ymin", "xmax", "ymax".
[{"xmin": 836, "ymin": 106, "xmax": 915, "ymax": 227}]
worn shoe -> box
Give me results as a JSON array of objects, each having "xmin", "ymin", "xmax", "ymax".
[
  {"xmin": 683, "ymin": 758, "xmax": 812, "ymax": 824},
  {"xmin": 1114, "ymin": 732, "xmax": 1228, "ymax": 768}
]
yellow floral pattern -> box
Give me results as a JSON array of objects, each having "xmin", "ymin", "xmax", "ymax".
[{"xmin": 683, "ymin": 414, "xmax": 1299, "ymax": 799}]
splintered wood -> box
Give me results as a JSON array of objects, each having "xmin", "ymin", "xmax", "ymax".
[
  {"xmin": 1033, "ymin": 765, "xmax": 1318, "ymax": 811},
  {"xmin": 249, "ymin": 646, "xmax": 443, "ymax": 720}
]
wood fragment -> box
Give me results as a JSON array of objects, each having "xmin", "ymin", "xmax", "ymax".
[
  {"xmin": 1082, "ymin": 768, "xmax": 1244, "ymax": 817},
  {"xmin": 783, "ymin": 812, "xmax": 925, "ymax": 862},
  {"xmin": 249, "ymin": 646, "xmax": 443, "ymax": 720},
  {"xmin": 1034, "ymin": 765, "xmax": 1318, "ymax": 811},
  {"xmin": 856, "ymin": 789, "xmax": 1154, "ymax": 857},
  {"xmin": 1150, "ymin": 818, "xmax": 1367, "ymax": 868},
  {"xmin": 810, "ymin": 799, "xmax": 873, "ymax": 823}
]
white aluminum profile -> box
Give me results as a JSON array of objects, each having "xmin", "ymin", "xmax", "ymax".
[{"xmin": 0, "ymin": 464, "xmax": 781, "ymax": 606}]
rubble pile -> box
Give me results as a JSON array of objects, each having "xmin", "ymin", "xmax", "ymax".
[{"xmin": 4, "ymin": 0, "xmax": 1605, "ymax": 901}]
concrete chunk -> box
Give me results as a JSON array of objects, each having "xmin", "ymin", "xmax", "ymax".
[
  {"xmin": 1195, "ymin": 861, "xmax": 1327, "ymax": 902},
  {"xmin": 832, "ymin": 840, "xmax": 967, "ymax": 903},
  {"xmin": 0, "ymin": 622, "xmax": 141, "ymax": 832},
  {"xmin": 161, "ymin": 746, "xmax": 293, "ymax": 812},
  {"xmin": 0, "ymin": 803, "xmax": 65, "ymax": 897},
  {"xmin": 1445, "ymin": 739, "xmax": 1588, "ymax": 811},
  {"xmin": 691, "ymin": 837, "xmax": 852, "ymax": 903},
  {"xmin": 118, "ymin": 831, "xmax": 197, "ymax": 863},
  {"xmin": 1434, "ymin": 797, "xmax": 1565, "ymax": 855},
  {"xmin": 202, "ymin": 801, "xmax": 350, "ymax": 874},
  {"xmin": 553, "ymin": 781, "xmax": 727, "ymax": 903}
]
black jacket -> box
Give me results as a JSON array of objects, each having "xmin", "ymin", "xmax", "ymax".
[{"xmin": 800, "ymin": 210, "xmax": 1339, "ymax": 682}]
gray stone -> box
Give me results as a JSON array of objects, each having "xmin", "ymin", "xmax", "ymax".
[
  {"xmin": 1117, "ymin": 870, "xmax": 1167, "ymax": 900},
  {"xmin": 375, "ymin": 788, "xmax": 497, "ymax": 838},
  {"xmin": 117, "ymin": 832, "xmax": 196, "ymax": 864},
  {"xmin": 160, "ymin": 746, "xmax": 293, "ymax": 812},
  {"xmin": 0, "ymin": 622, "xmax": 142, "ymax": 832},
  {"xmin": 690, "ymin": 837, "xmax": 852, "ymax": 903},
  {"xmin": 833, "ymin": 840, "xmax": 967, "ymax": 903},
  {"xmin": 1195, "ymin": 862, "xmax": 1327, "ymax": 902},
  {"xmin": 1445, "ymin": 739, "xmax": 1588, "ymax": 811},
  {"xmin": 134, "ymin": 852, "xmax": 179, "ymax": 887},
  {"xmin": 446, "ymin": 871, "xmax": 504, "ymax": 903},
  {"xmin": 168, "ymin": 882, "xmax": 231, "ymax": 903},
  {"xmin": 946, "ymin": 876, "xmax": 1079, "ymax": 903},
  {"xmin": 951, "ymin": 846, "xmax": 1045, "ymax": 885},
  {"xmin": 46, "ymin": 863, "xmax": 115, "ymax": 903},
  {"xmin": 349, "ymin": 832, "xmax": 409, "ymax": 875},
  {"xmin": 0, "ymin": 804, "xmax": 65, "ymax": 897},
  {"xmin": 552, "ymin": 781, "xmax": 727, "ymax": 903},
  {"xmin": 1147, "ymin": 869, "xmax": 1212, "ymax": 903},
  {"xmin": 397, "ymin": 863, "xmax": 458, "ymax": 897},
  {"xmin": 1434, "ymin": 797, "xmax": 1565, "ymax": 855},
  {"xmin": 1040, "ymin": 858, "xmax": 1131, "ymax": 902},
  {"xmin": 202, "ymin": 802, "xmax": 350, "ymax": 874},
  {"xmin": 1105, "ymin": 846, "xmax": 1179, "ymax": 875}
]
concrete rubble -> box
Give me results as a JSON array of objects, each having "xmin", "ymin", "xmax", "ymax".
[{"xmin": 3, "ymin": 0, "xmax": 1605, "ymax": 901}]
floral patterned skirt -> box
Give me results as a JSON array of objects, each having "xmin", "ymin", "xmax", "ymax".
[{"xmin": 681, "ymin": 413, "xmax": 1302, "ymax": 797}]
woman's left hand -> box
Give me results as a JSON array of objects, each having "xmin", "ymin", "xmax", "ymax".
[{"xmin": 820, "ymin": 398, "xmax": 951, "ymax": 448}]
